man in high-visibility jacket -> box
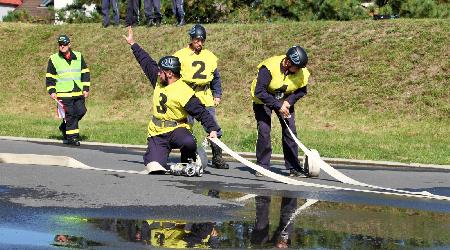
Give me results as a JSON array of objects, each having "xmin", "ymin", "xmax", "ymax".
[
  {"xmin": 45, "ymin": 34, "xmax": 91, "ymax": 146},
  {"xmin": 173, "ymin": 24, "xmax": 229, "ymax": 170},
  {"xmin": 250, "ymin": 46, "xmax": 310, "ymax": 177},
  {"xmin": 124, "ymin": 26, "xmax": 219, "ymax": 173}
]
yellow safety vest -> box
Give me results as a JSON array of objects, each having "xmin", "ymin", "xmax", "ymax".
[
  {"xmin": 173, "ymin": 47, "xmax": 218, "ymax": 107},
  {"xmin": 49, "ymin": 51, "xmax": 84, "ymax": 97},
  {"xmin": 147, "ymin": 79, "xmax": 195, "ymax": 137},
  {"xmin": 251, "ymin": 55, "xmax": 310, "ymax": 104}
]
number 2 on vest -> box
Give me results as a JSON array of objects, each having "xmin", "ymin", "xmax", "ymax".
[{"xmin": 192, "ymin": 61, "xmax": 207, "ymax": 79}]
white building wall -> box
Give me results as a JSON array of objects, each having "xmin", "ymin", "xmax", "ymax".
[
  {"xmin": 54, "ymin": 0, "xmax": 73, "ymax": 10},
  {"xmin": 0, "ymin": 5, "xmax": 16, "ymax": 21},
  {"xmin": 54, "ymin": 0, "xmax": 74, "ymax": 24}
]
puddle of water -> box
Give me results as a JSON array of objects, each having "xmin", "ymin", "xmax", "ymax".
[
  {"xmin": 0, "ymin": 228, "xmax": 103, "ymax": 248},
  {"xmin": 0, "ymin": 186, "xmax": 9, "ymax": 193},
  {"xmin": 0, "ymin": 228, "xmax": 54, "ymax": 247},
  {"xmin": 80, "ymin": 193, "xmax": 449, "ymax": 249},
  {"xmin": 1, "ymin": 191, "xmax": 449, "ymax": 249}
]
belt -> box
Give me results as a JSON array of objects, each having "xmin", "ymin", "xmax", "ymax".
[
  {"xmin": 273, "ymin": 91, "xmax": 285, "ymax": 100},
  {"xmin": 187, "ymin": 82, "xmax": 209, "ymax": 91},
  {"xmin": 152, "ymin": 116, "xmax": 187, "ymax": 128}
]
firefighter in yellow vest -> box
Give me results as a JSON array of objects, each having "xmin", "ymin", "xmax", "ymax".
[
  {"xmin": 45, "ymin": 34, "xmax": 90, "ymax": 146},
  {"xmin": 124, "ymin": 27, "xmax": 219, "ymax": 173},
  {"xmin": 145, "ymin": 220, "xmax": 219, "ymax": 248},
  {"xmin": 173, "ymin": 24, "xmax": 229, "ymax": 169},
  {"xmin": 250, "ymin": 46, "xmax": 310, "ymax": 177}
]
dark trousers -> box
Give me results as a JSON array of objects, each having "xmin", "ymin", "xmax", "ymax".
[
  {"xmin": 60, "ymin": 97, "xmax": 87, "ymax": 140},
  {"xmin": 253, "ymin": 103, "xmax": 301, "ymax": 170},
  {"xmin": 125, "ymin": 0, "xmax": 140, "ymax": 26},
  {"xmin": 251, "ymin": 196, "xmax": 297, "ymax": 246},
  {"xmin": 143, "ymin": 127, "xmax": 196, "ymax": 168},
  {"xmin": 102, "ymin": 0, "xmax": 119, "ymax": 26},
  {"xmin": 172, "ymin": 0, "xmax": 184, "ymax": 21},
  {"xmin": 144, "ymin": 0, "xmax": 161, "ymax": 21},
  {"xmin": 187, "ymin": 106, "xmax": 223, "ymax": 138}
]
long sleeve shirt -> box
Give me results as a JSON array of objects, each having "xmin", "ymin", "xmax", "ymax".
[
  {"xmin": 254, "ymin": 66, "xmax": 307, "ymax": 110},
  {"xmin": 210, "ymin": 68, "xmax": 222, "ymax": 98},
  {"xmin": 45, "ymin": 50, "xmax": 90, "ymax": 95},
  {"xmin": 131, "ymin": 43, "xmax": 220, "ymax": 133}
]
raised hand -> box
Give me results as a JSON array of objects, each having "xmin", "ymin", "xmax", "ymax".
[{"xmin": 123, "ymin": 26, "xmax": 135, "ymax": 46}]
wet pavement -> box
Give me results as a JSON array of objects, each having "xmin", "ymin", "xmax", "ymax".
[{"xmin": 0, "ymin": 138, "xmax": 449, "ymax": 249}]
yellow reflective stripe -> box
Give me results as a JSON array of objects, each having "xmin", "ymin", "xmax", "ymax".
[
  {"xmin": 47, "ymin": 86, "xmax": 56, "ymax": 91},
  {"xmin": 82, "ymin": 82, "xmax": 91, "ymax": 87},
  {"xmin": 66, "ymin": 129, "xmax": 80, "ymax": 135},
  {"xmin": 57, "ymin": 77, "xmax": 82, "ymax": 82},
  {"xmin": 57, "ymin": 69, "xmax": 81, "ymax": 74},
  {"xmin": 46, "ymin": 73, "xmax": 58, "ymax": 79},
  {"xmin": 56, "ymin": 92, "xmax": 83, "ymax": 97},
  {"xmin": 81, "ymin": 68, "xmax": 90, "ymax": 73},
  {"xmin": 57, "ymin": 71, "xmax": 81, "ymax": 78}
]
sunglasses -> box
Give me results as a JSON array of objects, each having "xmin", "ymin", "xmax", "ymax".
[{"xmin": 58, "ymin": 42, "xmax": 70, "ymax": 46}]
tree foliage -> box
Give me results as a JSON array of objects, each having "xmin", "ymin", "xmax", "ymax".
[
  {"xmin": 376, "ymin": 0, "xmax": 449, "ymax": 18},
  {"xmin": 3, "ymin": 10, "xmax": 33, "ymax": 22},
  {"xmin": 7, "ymin": 0, "xmax": 449, "ymax": 23}
]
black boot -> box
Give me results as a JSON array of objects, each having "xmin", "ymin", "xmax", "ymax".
[
  {"xmin": 65, "ymin": 137, "xmax": 80, "ymax": 146},
  {"xmin": 210, "ymin": 142, "xmax": 229, "ymax": 169},
  {"xmin": 59, "ymin": 122, "xmax": 67, "ymax": 140}
]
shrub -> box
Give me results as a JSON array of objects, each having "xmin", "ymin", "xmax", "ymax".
[
  {"xmin": 55, "ymin": 0, "xmax": 102, "ymax": 23},
  {"xmin": 2, "ymin": 9, "xmax": 32, "ymax": 22},
  {"xmin": 313, "ymin": 0, "xmax": 368, "ymax": 20},
  {"xmin": 376, "ymin": 0, "xmax": 449, "ymax": 18},
  {"xmin": 400, "ymin": 0, "xmax": 449, "ymax": 18}
]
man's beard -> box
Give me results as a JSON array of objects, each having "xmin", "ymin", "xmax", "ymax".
[
  {"xmin": 160, "ymin": 77, "xmax": 168, "ymax": 85},
  {"xmin": 159, "ymin": 72, "xmax": 169, "ymax": 85},
  {"xmin": 194, "ymin": 46, "xmax": 202, "ymax": 53}
]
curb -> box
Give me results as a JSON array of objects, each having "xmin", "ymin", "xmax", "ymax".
[{"xmin": 1, "ymin": 136, "xmax": 449, "ymax": 171}]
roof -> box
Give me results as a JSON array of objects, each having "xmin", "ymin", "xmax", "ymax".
[{"xmin": 0, "ymin": 0, "xmax": 22, "ymax": 6}]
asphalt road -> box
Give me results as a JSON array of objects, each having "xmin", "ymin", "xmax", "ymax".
[{"xmin": 1, "ymin": 138, "xmax": 450, "ymax": 220}]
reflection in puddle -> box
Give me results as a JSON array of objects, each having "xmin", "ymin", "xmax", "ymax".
[
  {"xmin": 0, "ymin": 228, "xmax": 103, "ymax": 248},
  {"xmin": 92, "ymin": 219, "xmax": 220, "ymax": 248},
  {"xmin": 251, "ymin": 196, "xmax": 297, "ymax": 248},
  {"xmin": 1, "ymin": 191, "xmax": 449, "ymax": 249},
  {"xmin": 52, "ymin": 234, "xmax": 103, "ymax": 248},
  {"xmin": 84, "ymin": 192, "xmax": 449, "ymax": 249}
]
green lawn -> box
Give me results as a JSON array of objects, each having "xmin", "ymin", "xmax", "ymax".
[{"xmin": 0, "ymin": 20, "xmax": 448, "ymax": 164}]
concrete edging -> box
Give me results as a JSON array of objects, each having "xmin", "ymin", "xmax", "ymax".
[{"xmin": 1, "ymin": 136, "xmax": 449, "ymax": 170}]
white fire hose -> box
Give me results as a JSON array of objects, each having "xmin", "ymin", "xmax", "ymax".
[
  {"xmin": 208, "ymin": 137, "xmax": 450, "ymax": 201},
  {"xmin": 1, "ymin": 137, "xmax": 449, "ymax": 201},
  {"xmin": 280, "ymin": 119, "xmax": 448, "ymax": 200}
]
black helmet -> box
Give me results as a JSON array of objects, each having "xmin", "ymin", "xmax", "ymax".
[
  {"xmin": 286, "ymin": 46, "xmax": 308, "ymax": 68},
  {"xmin": 57, "ymin": 34, "xmax": 70, "ymax": 45},
  {"xmin": 189, "ymin": 24, "xmax": 206, "ymax": 41},
  {"xmin": 158, "ymin": 56, "xmax": 181, "ymax": 75}
]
